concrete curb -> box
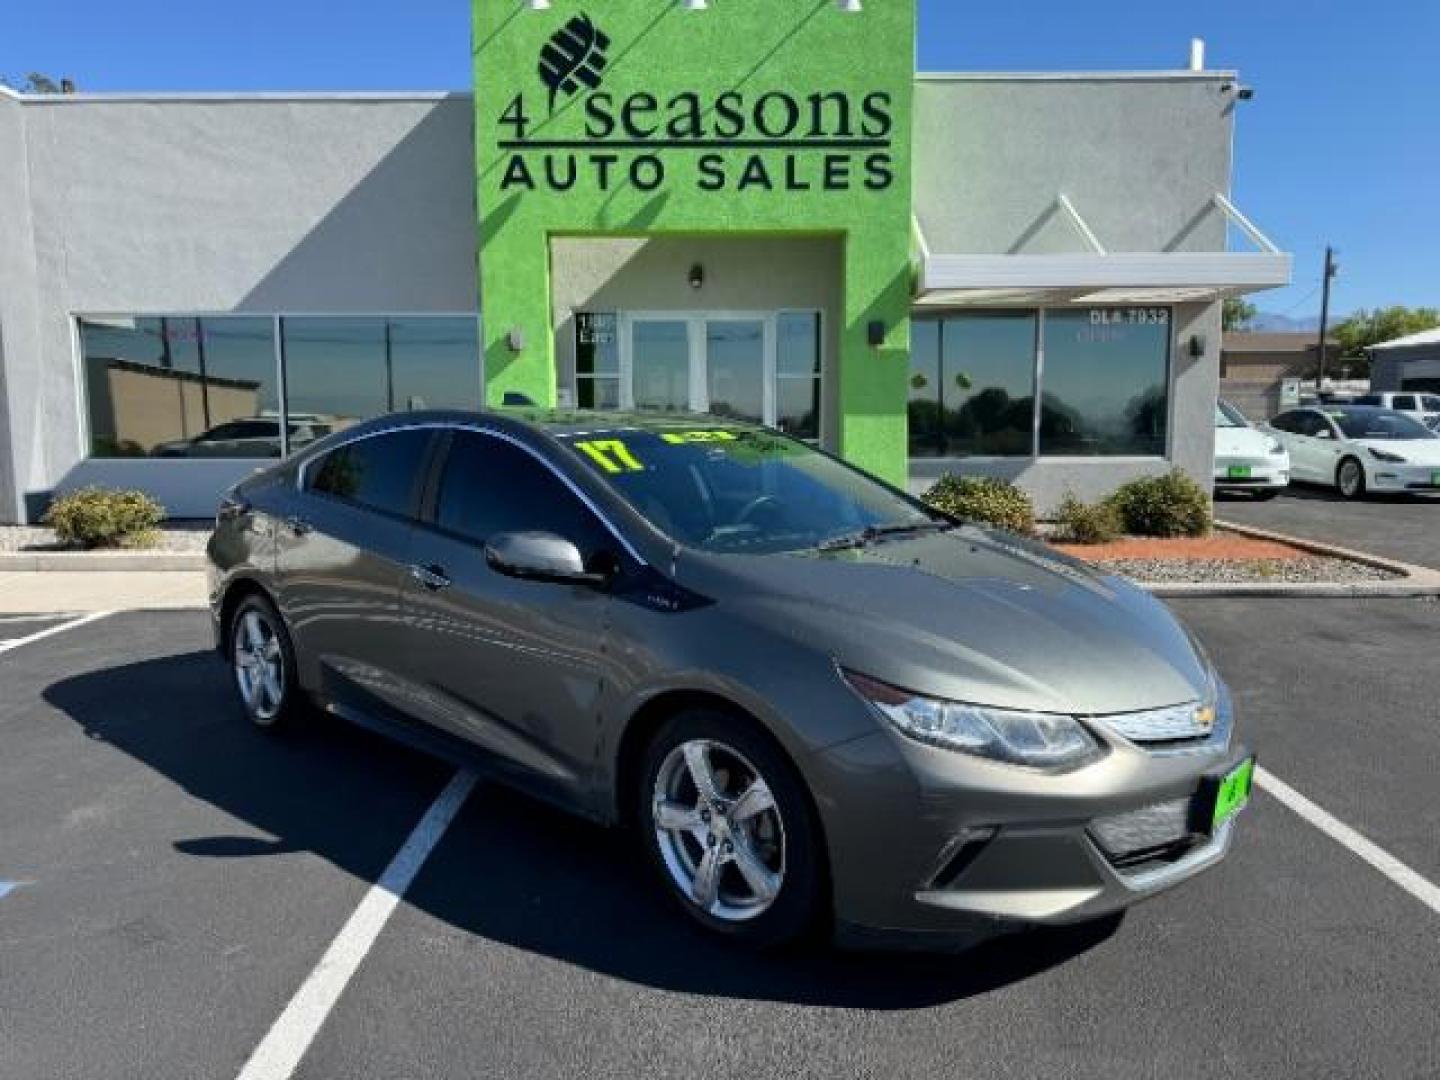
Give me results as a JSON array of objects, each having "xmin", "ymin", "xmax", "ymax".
[
  {"xmin": 0, "ymin": 551, "xmax": 206, "ymax": 572},
  {"xmin": 1137, "ymin": 520, "xmax": 1440, "ymax": 599}
]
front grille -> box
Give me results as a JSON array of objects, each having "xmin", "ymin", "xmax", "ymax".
[
  {"xmin": 1090, "ymin": 797, "xmax": 1196, "ymax": 862},
  {"xmin": 1101, "ymin": 701, "xmax": 1217, "ymax": 745}
]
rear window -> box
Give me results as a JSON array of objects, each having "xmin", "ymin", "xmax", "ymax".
[{"xmin": 309, "ymin": 429, "xmax": 432, "ymax": 518}]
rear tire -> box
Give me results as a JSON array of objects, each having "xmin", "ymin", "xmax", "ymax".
[
  {"xmin": 637, "ymin": 710, "xmax": 824, "ymax": 948},
  {"xmin": 1336, "ymin": 457, "xmax": 1366, "ymax": 500},
  {"xmin": 228, "ymin": 593, "xmax": 304, "ymax": 732}
]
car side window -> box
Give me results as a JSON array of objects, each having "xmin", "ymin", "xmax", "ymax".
[
  {"xmin": 1303, "ymin": 413, "xmax": 1336, "ymax": 438},
  {"xmin": 434, "ymin": 431, "xmax": 611, "ymax": 559},
  {"xmin": 1393, "ymin": 395, "xmax": 1417, "ymax": 411},
  {"xmin": 1423, "ymin": 396, "xmax": 1440, "ymax": 411},
  {"xmin": 1353, "ymin": 395, "xmax": 1380, "ymax": 407},
  {"xmin": 1270, "ymin": 412, "xmax": 1301, "ymax": 434},
  {"xmin": 308, "ymin": 429, "xmax": 432, "ymax": 519}
]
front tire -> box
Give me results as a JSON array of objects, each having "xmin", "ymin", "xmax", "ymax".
[
  {"xmin": 638, "ymin": 710, "xmax": 824, "ymax": 948},
  {"xmin": 228, "ymin": 593, "xmax": 303, "ymax": 731},
  {"xmin": 1336, "ymin": 457, "xmax": 1366, "ymax": 500}
]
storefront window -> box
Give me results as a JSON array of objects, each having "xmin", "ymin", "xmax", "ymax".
[
  {"xmin": 282, "ymin": 316, "xmax": 480, "ymax": 436},
  {"xmin": 81, "ymin": 316, "xmax": 279, "ymax": 458},
  {"xmin": 909, "ymin": 313, "xmax": 1037, "ymax": 457},
  {"xmin": 81, "ymin": 314, "xmax": 479, "ymax": 458},
  {"xmin": 1039, "ymin": 309, "xmax": 1170, "ymax": 456},
  {"xmin": 776, "ymin": 312, "xmax": 821, "ymax": 441}
]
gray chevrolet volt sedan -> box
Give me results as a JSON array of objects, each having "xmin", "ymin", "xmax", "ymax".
[{"xmin": 208, "ymin": 410, "xmax": 1253, "ymax": 948}]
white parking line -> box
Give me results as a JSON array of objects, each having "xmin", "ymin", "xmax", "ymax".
[
  {"xmin": 236, "ymin": 769, "xmax": 478, "ymax": 1080},
  {"xmin": 1257, "ymin": 766, "xmax": 1440, "ymax": 916},
  {"xmin": 0, "ymin": 611, "xmax": 113, "ymax": 655}
]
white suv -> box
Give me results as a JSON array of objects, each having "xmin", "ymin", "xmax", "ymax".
[{"xmin": 1354, "ymin": 392, "xmax": 1440, "ymax": 428}]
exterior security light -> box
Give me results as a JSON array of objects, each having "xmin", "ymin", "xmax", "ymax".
[
  {"xmin": 837, "ymin": 0, "xmax": 864, "ymax": 10},
  {"xmin": 682, "ymin": 0, "xmax": 708, "ymax": 9},
  {"xmin": 506, "ymin": 327, "xmax": 525, "ymax": 353},
  {"xmin": 867, "ymin": 320, "xmax": 886, "ymax": 346},
  {"xmin": 688, "ymin": 264, "xmax": 705, "ymax": 290},
  {"xmin": 527, "ymin": 0, "xmax": 551, "ymax": 10}
]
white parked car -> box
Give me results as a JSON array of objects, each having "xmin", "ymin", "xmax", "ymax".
[
  {"xmin": 1353, "ymin": 392, "xmax": 1440, "ymax": 428},
  {"xmin": 1265, "ymin": 405, "xmax": 1440, "ymax": 499},
  {"xmin": 1214, "ymin": 400, "xmax": 1289, "ymax": 499}
]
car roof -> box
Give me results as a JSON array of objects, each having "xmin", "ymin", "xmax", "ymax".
[{"xmin": 347, "ymin": 408, "xmax": 764, "ymax": 440}]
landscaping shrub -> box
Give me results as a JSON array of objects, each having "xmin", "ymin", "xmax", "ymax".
[
  {"xmin": 1054, "ymin": 493, "xmax": 1124, "ymax": 545},
  {"xmin": 923, "ymin": 475, "xmax": 1035, "ymax": 535},
  {"xmin": 42, "ymin": 487, "xmax": 165, "ymax": 549},
  {"xmin": 1108, "ymin": 470, "xmax": 1212, "ymax": 538}
]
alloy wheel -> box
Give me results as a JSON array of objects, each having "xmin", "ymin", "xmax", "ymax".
[
  {"xmin": 1339, "ymin": 459, "xmax": 1363, "ymax": 498},
  {"xmin": 651, "ymin": 739, "xmax": 786, "ymax": 922},
  {"xmin": 233, "ymin": 609, "xmax": 285, "ymax": 722}
]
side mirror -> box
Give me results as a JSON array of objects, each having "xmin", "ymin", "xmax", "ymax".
[
  {"xmin": 485, "ymin": 531, "xmax": 610, "ymax": 587},
  {"xmin": 1314, "ymin": 428, "xmax": 1333, "ymax": 440}
]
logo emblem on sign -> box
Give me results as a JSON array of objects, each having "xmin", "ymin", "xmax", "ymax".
[{"xmin": 538, "ymin": 14, "xmax": 611, "ymax": 113}]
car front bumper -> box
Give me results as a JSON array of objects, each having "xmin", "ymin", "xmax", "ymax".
[
  {"xmin": 1214, "ymin": 457, "xmax": 1289, "ymax": 489},
  {"xmin": 810, "ymin": 718, "xmax": 1251, "ymax": 943},
  {"xmin": 1366, "ymin": 462, "xmax": 1440, "ymax": 492}
]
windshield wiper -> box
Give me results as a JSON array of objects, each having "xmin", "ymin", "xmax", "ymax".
[{"xmin": 816, "ymin": 521, "xmax": 952, "ymax": 552}]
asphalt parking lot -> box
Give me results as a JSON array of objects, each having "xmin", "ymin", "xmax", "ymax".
[
  {"xmin": 1220, "ymin": 484, "xmax": 1440, "ymax": 570},
  {"xmin": 2, "ymin": 605, "xmax": 1438, "ymax": 1080}
]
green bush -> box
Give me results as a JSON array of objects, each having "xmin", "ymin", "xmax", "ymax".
[
  {"xmin": 923, "ymin": 475, "xmax": 1036, "ymax": 535},
  {"xmin": 1054, "ymin": 493, "xmax": 1124, "ymax": 545},
  {"xmin": 43, "ymin": 487, "xmax": 166, "ymax": 549},
  {"xmin": 1108, "ymin": 470, "xmax": 1212, "ymax": 538}
]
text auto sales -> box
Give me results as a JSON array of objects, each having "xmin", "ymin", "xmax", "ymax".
[{"xmin": 496, "ymin": 89, "xmax": 895, "ymax": 194}]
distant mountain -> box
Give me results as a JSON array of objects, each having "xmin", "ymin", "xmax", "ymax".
[{"xmin": 1247, "ymin": 312, "xmax": 1321, "ymax": 333}]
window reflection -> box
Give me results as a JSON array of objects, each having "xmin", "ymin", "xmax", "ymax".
[
  {"xmin": 81, "ymin": 316, "xmax": 280, "ymax": 458},
  {"xmin": 706, "ymin": 320, "xmax": 765, "ymax": 425},
  {"xmin": 1040, "ymin": 310, "xmax": 1170, "ymax": 456},
  {"xmin": 777, "ymin": 312, "xmax": 821, "ymax": 441},
  {"xmin": 909, "ymin": 313, "xmax": 1036, "ymax": 457}
]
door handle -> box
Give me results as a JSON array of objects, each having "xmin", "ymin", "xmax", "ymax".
[
  {"xmin": 285, "ymin": 516, "xmax": 312, "ymax": 536},
  {"xmin": 409, "ymin": 564, "xmax": 452, "ymax": 591}
]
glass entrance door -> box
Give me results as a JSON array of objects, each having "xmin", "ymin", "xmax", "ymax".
[{"xmin": 621, "ymin": 313, "xmax": 774, "ymax": 426}]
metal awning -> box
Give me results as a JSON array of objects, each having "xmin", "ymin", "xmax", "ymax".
[{"xmin": 914, "ymin": 194, "xmax": 1292, "ymax": 307}]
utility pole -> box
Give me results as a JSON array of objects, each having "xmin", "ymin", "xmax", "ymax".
[{"xmin": 1315, "ymin": 246, "xmax": 1339, "ymax": 391}]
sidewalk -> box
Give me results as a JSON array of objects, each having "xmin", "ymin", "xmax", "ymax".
[{"xmin": 0, "ymin": 571, "xmax": 207, "ymax": 613}]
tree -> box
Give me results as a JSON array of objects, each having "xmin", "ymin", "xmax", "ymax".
[
  {"xmin": 0, "ymin": 73, "xmax": 75, "ymax": 94},
  {"xmin": 1333, "ymin": 306, "xmax": 1440, "ymax": 360},
  {"xmin": 1223, "ymin": 298, "xmax": 1257, "ymax": 331}
]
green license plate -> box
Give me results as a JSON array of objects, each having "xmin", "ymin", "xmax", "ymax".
[
  {"xmin": 1227, "ymin": 465, "xmax": 1252, "ymax": 479},
  {"xmin": 1212, "ymin": 758, "xmax": 1255, "ymax": 830}
]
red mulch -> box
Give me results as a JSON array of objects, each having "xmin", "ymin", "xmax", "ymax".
[{"xmin": 1053, "ymin": 533, "xmax": 1307, "ymax": 562}]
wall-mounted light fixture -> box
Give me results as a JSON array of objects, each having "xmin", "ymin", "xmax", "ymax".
[
  {"xmin": 526, "ymin": 0, "xmax": 551, "ymax": 10},
  {"xmin": 688, "ymin": 264, "xmax": 705, "ymax": 290},
  {"xmin": 867, "ymin": 320, "xmax": 886, "ymax": 346},
  {"xmin": 682, "ymin": 0, "xmax": 708, "ymax": 9},
  {"xmin": 837, "ymin": 0, "xmax": 864, "ymax": 11},
  {"xmin": 507, "ymin": 327, "xmax": 526, "ymax": 353},
  {"xmin": 1188, "ymin": 333, "xmax": 1207, "ymax": 359}
]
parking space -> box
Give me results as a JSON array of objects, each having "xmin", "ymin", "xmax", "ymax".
[
  {"xmin": 1220, "ymin": 485, "xmax": 1440, "ymax": 570},
  {"xmin": 2, "ymin": 607, "xmax": 1438, "ymax": 1079}
]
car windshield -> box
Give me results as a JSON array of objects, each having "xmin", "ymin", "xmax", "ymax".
[
  {"xmin": 1329, "ymin": 409, "xmax": 1437, "ymax": 441},
  {"xmin": 1215, "ymin": 401, "xmax": 1249, "ymax": 428},
  {"xmin": 556, "ymin": 425, "xmax": 943, "ymax": 554}
]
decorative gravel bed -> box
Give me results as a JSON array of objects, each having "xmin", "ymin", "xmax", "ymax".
[
  {"xmin": 0, "ymin": 522, "xmax": 211, "ymax": 554},
  {"xmin": 1093, "ymin": 556, "xmax": 1402, "ymax": 585}
]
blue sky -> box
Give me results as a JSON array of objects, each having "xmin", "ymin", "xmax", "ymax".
[{"xmin": 6, "ymin": 0, "xmax": 1436, "ymax": 316}]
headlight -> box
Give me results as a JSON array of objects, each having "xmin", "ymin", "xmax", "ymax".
[
  {"xmin": 1267, "ymin": 439, "xmax": 1286, "ymax": 456},
  {"xmin": 841, "ymin": 669, "xmax": 1103, "ymax": 770},
  {"xmin": 1367, "ymin": 447, "xmax": 1407, "ymax": 463}
]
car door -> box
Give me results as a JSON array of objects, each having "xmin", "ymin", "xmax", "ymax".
[
  {"xmin": 1268, "ymin": 411, "xmax": 1313, "ymax": 478},
  {"xmin": 270, "ymin": 426, "xmax": 438, "ymax": 715},
  {"xmin": 1296, "ymin": 411, "xmax": 1345, "ymax": 483},
  {"xmin": 397, "ymin": 428, "xmax": 623, "ymax": 799}
]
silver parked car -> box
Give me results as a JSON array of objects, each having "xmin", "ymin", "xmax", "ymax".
[{"xmin": 208, "ymin": 410, "xmax": 1253, "ymax": 948}]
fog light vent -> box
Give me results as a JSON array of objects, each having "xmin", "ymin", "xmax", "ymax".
[{"xmin": 1090, "ymin": 798, "xmax": 1192, "ymax": 860}]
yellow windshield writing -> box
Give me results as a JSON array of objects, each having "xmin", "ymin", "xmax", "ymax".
[
  {"xmin": 660, "ymin": 430, "xmax": 740, "ymax": 445},
  {"xmin": 573, "ymin": 439, "xmax": 646, "ymax": 474}
]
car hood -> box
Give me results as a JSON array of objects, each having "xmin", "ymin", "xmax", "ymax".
[
  {"xmin": 675, "ymin": 528, "xmax": 1211, "ymax": 717},
  {"xmin": 1350, "ymin": 438, "xmax": 1440, "ymax": 464},
  {"xmin": 1216, "ymin": 425, "xmax": 1281, "ymax": 460}
]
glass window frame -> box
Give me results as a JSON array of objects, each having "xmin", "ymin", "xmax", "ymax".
[
  {"xmin": 907, "ymin": 306, "xmax": 1175, "ymax": 462},
  {"xmin": 75, "ymin": 311, "xmax": 482, "ymax": 460}
]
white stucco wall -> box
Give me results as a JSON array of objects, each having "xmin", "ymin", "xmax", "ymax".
[{"xmin": 0, "ymin": 92, "xmax": 477, "ymax": 521}]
